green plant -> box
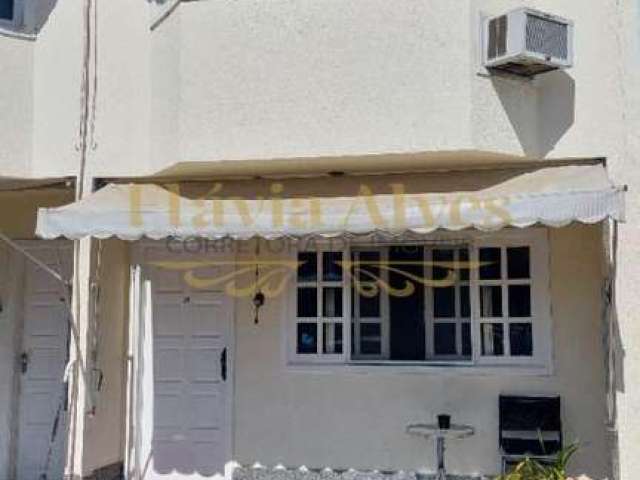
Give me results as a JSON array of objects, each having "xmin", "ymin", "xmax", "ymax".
[{"xmin": 496, "ymin": 444, "xmax": 579, "ymax": 480}]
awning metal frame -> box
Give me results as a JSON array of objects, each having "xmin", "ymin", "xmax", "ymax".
[{"xmin": 0, "ymin": 230, "xmax": 70, "ymax": 286}]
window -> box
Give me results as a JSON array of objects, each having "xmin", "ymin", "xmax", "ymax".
[
  {"xmin": 429, "ymin": 248, "xmax": 472, "ymax": 359},
  {"xmin": 289, "ymin": 230, "xmax": 551, "ymax": 369},
  {"xmin": 294, "ymin": 250, "xmax": 345, "ymax": 357},
  {"xmin": 351, "ymin": 249, "xmax": 389, "ymax": 359},
  {"xmin": 0, "ymin": 0, "xmax": 13, "ymax": 21},
  {"xmin": 478, "ymin": 245, "xmax": 534, "ymax": 357}
]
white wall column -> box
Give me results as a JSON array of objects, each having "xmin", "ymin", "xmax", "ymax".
[
  {"xmin": 64, "ymin": 237, "xmax": 94, "ymax": 480},
  {"xmin": 613, "ymin": 223, "xmax": 640, "ymax": 480}
]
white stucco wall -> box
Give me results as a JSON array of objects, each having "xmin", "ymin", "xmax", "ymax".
[
  {"xmin": 30, "ymin": 0, "xmax": 84, "ymax": 178},
  {"xmin": 81, "ymin": 239, "xmax": 129, "ymax": 476},
  {"xmin": 0, "ymin": 35, "xmax": 33, "ymax": 177},
  {"xmin": 0, "ymin": 0, "xmax": 637, "ymax": 478},
  {"xmin": 231, "ymin": 224, "xmax": 609, "ymax": 479},
  {"xmin": 173, "ymin": 0, "xmax": 474, "ymax": 166},
  {"xmin": 607, "ymin": 1, "xmax": 640, "ymax": 479},
  {"xmin": 0, "ymin": 0, "xmax": 634, "ymax": 178}
]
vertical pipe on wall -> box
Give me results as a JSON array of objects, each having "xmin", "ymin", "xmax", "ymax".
[{"xmin": 65, "ymin": 0, "xmax": 96, "ymax": 477}]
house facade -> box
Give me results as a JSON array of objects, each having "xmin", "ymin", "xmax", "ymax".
[{"xmin": 0, "ymin": 1, "xmax": 638, "ymax": 480}]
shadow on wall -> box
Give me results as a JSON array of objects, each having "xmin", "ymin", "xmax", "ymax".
[
  {"xmin": 147, "ymin": 0, "xmax": 182, "ymax": 30},
  {"xmin": 611, "ymin": 223, "xmax": 625, "ymax": 397},
  {"xmin": 492, "ymin": 70, "xmax": 576, "ymax": 158},
  {"xmin": 608, "ymin": 221, "xmax": 625, "ymax": 479},
  {"xmin": 22, "ymin": 0, "xmax": 59, "ymax": 35}
]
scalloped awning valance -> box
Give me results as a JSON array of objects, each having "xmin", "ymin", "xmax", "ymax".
[{"xmin": 36, "ymin": 165, "xmax": 625, "ymax": 241}]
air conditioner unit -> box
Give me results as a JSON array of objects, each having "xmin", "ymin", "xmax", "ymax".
[{"xmin": 483, "ymin": 8, "xmax": 573, "ymax": 77}]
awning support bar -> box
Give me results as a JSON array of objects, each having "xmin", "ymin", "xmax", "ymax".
[{"xmin": 0, "ymin": 230, "xmax": 71, "ymax": 287}]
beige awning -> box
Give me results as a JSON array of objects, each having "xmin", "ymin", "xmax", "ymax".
[{"xmin": 36, "ymin": 165, "xmax": 626, "ymax": 240}]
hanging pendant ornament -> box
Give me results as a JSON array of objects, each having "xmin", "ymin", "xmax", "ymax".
[
  {"xmin": 253, "ymin": 291, "xmax": 265, "ymax": 325},
  {"xmin": 252, "ymin": 239, "xmax": 265, "ymax": 324}
]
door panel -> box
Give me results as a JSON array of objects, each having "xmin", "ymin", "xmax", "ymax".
[
  {"xmin": 146, "ymin": 263, "xmax": 232, "ymax": 480},
  {"xmin": 17, "ymin": 246, "xmax": 71, "ymax": 480}
]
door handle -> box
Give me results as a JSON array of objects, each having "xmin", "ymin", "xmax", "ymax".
[
  {"xmin": 220, "ymin": 347, "xmax": 227, "ymax": 382},
  {"xmin": 20, "ymin": 352, "xmax": 29, "ymax": 374}
]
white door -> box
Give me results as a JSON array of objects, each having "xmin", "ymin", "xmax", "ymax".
[
  {"xmin": 16, "ymin": 246, "xmax": 71, "ymax": 480},
  {"xmin": 142, "ymin": 257, "xmax": 233, "ymax": 480}
]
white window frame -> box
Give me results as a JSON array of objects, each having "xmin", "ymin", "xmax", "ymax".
[
  {"xmin": 471, "ymin": 229, "xmax": 552, "ymax": 368},
  {"xmin": 425, "ymin": 246, "xmax": 472, "ymax": 361},
  {"xmin": 288, "ymin": 244, "xmax": 350, "ymax": 364},
  {"xmin": 285, "ymin": 229, "xmax": 552, "ymax": 373},
  {"xmin": 350, "ymin": 247, "xmax": 391, "ymax": 360}
]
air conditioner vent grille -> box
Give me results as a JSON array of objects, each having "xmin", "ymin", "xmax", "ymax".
[
  {"xmin": 525, "ymin": 14, "xmax": 568, "ymax": 59},
  {"xmin": 487, "ymin": 15, "xmax": 508, "ymax": 60}
]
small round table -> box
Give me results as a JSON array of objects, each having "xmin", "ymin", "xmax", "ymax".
[{"xmin": 406, "ymin": 423, "xmax": 475, "ymax": 480}]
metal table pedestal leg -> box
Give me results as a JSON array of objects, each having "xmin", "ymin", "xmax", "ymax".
[{"xmin": 435, "ymin": 436, "xmax": 446, "ymax": 480}]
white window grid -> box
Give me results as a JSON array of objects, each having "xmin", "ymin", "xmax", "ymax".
[
  {"xmin": 425, "ymin": 247, "xmax": 472, "ymax": 360},
  {"xmin": 475, "ymin": 245, "xmax": 534, "ymax": 359},
  {"xmin": 293, "ymin": 248, "xmax": 349, "ymax": 363},
  {"xmin": 288, "ymin": 230, "xmax": 551, "ymax": 369},
  {"xmin": 351, "ymin": 248, "xmax": 390, "ymax": 360}
]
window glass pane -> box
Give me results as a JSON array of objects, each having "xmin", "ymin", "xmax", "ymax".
[
  {"xmin": 433, "ymin": 287, "xmax": 456, "ymax": 318},
  {"xmin": 507, "ymin": 247, "xmax": 530, "ymax": 279},
  {"xmin": 461, "ymin": 323, "xmax": 472, "ymax": 357},
  {"xmin": 297, "ymin": 323, "xmax": 317, "ymax": 354},
  {"xmin": 434, "ymin": 323, "xmax": 457, "ymax": 355},
  {"xmin": 360, "ymin": 322, "xmax": 381, "ymax": 338},
  {"xmin": 361, "ymin": 340, "xmax": 382, "ymax": 355},
  {"xmin": 481, "ymin": 323, "xmax": 504, "ymax": 356},
  {"xmin": 350, "ymin": 322, "xmax": 355, "ymax": 353},
  {"xmin": 433, "ymin": 249, "xmax": 454, "ymax": 281},
  {"xmin": 480, "ymin": 285, "xmax": 503, "ymax": 317},
  {"xmin": 509, "ymin": 323, "xmax": 533, "ymax": 356},
  {"xmin": 460, "ymin": 286, "xmax": 470, "ymax": 318},
  {"xmin": 323, "ymin": 323, "xmax": 343, "ymax": 354},
  {"xmin": 0, "ymin": 0, "xmax": 13, "ymax": 20},
  {"xmin": 350, "ymin": 282, "xmax": 355, "ymax": 316},
  {"xmin": 508, "ymin": 285, "xmax": 531, "ymax": 317},
  {"xmin": 360, "ymin": 323, "xmax": 382, "ymax": 355},
  {"xmin": 479, "ymin": 247, "xmax": 502, "ymax": 280},
  {"xmin": 297, "ymin": 287, "xmax": 317, "ymax": 317},
  {"xmin": 459, "ymin": 248, "xmax": 470, "ymax": 281},
  {"xmin": 359, "ymin": 292, "xmax": 380, "ymax": 318},
  {"xmin": 323, "ymin": 252, "xmax": 343, "ymax": 281},
  {"xmin": 322, "ymin": 287, "xmax": 343, "ymax": 317},
  {"xmin": 357, "ymin": 251, "xmax": 381, "ymax": 280},
  {"xmin": 388, "ymin": 245, "xmax": 425, "ymax": 361},
  {"xmin": 297, "ymin": 252, "xmax": 317, "ymax": 282}
]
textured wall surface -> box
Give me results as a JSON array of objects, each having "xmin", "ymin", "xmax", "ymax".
[
  {"xmin": 0, "ymin": 0, "xmax": 633, "ymax": 178},
  {"xmin": 0, "ymin": 0, "xmax": 638, "ymax": 478},
  {"xmin": 232, "ymin": 224, "xmax": 609, "ymax": 479}
]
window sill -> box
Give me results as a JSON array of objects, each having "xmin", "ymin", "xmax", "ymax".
[
  {"xmin": 0, "ymin": 25, "xmax": 37, "ymax": 41},
  {"xmin": 285, "ymin": 361, "xmax": 552, "ymax": 377}
]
